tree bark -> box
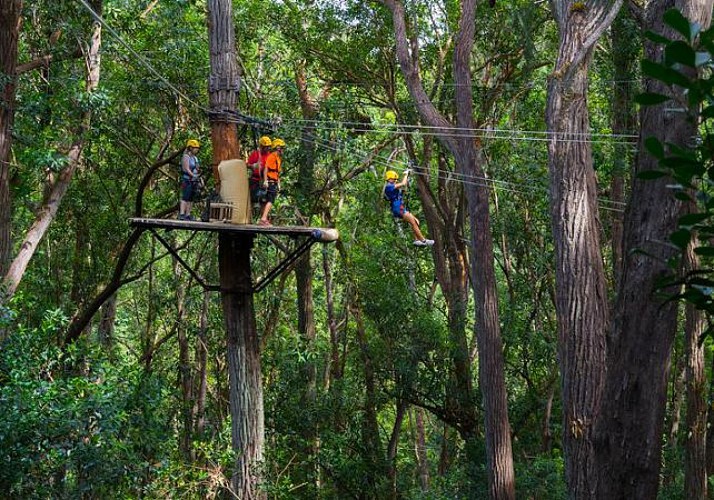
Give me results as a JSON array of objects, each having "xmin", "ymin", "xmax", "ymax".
[
  {"xmin": 0, "ymin": 0, "xmax": 21, "ymax": 278},
  {"xmin": 207, "ymin": 2, "xmax": 263, "ymax": 497},
  {"xmin": 294, "ymin": 62, "xmax": 320, "ymax": 492},
  {"xmin": 545, "ymin": 0, "xmax": 622, "ymax": 495},
  {"xmin": 609, "ymin": 7, "xmax": 639, "ymax": 287},
  {"xmin": 684, "ymin": 243, "xmax": 707, "ymax": 500},
  {"xmin": 220, "ymin": 233, "xmax": 264, "ymax": 499},
  {"xmin": 594, "ymin": 0, "xmax": 713, "ymax": 498},
  {"xmin": 207, "ymin": 0, "xmax": 240, "ymax": 187},
  {"xmin": 414, "ymin": 407, "xmax": 430, "ymax": 492}
]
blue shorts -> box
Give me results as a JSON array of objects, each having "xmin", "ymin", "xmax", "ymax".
[
  {"xmin": 181, "ymin": 179, "xmax": 196, "ymax": 202},
  {"xmin": 391, "ymin": 200, "xmax": 406, "ymax": 218}
]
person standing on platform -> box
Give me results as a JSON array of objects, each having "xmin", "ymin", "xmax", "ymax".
[
  {"xmin": 247, "ymin": 135, "xmax": 272, "ymax": 203},
  {"xmin": 179, "ymin": 139, "xmax": 201, "ymax": 221},
  {"xmin": 258, "ymin": 138, "xmax": 285, "ymax": 226}
]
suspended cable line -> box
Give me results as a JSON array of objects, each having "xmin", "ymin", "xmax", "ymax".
[
  {"xmin": 74, "ymin": 0, "xmax": 209, "ymax": 115},
  {"xmin": 72, "ymin": 0, "xmax": 626, "ymax": 214}
]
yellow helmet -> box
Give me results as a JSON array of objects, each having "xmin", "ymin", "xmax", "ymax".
[
  {"xmin": 259, "ymin": 136, "xmax": 272, "ymax": 147},
  {"xmin": 186, "ymin": 139, "xmax": 200, "ymax": 148},
  {"xmin": 385, "ymin": 170, "xmax": 399, "ymax": 181},
  {"xmin": 272, "ymin": 138, "xmax": 286, "ymax": 148}
]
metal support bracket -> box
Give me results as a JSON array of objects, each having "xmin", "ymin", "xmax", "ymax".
[
  {"xmin": 149, "ymin": 228, "xmax": 221, "ymax": 292},
  {"xmin": 253, "ymin": 236, "xmax": 317, "ymax": 293}
]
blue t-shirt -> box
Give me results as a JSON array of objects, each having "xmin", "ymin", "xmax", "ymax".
[{"xmin": 384, "ymin": 183, "xmax": 405, "ymax": 217}]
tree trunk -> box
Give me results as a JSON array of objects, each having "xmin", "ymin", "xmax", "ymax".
[
  {"xmin": 194, "ymin": 289, "xmax": 210, "ymax": 438},
  {"xmin": 0, "ymin": 0, "xmax": 21, "ymax": 278},
  {"xmin": 609, "ymin": 8, "xmax": 639, "ymax": 287},
  {"xmin": 414, "ymin": 407, "xmax": 430, "ymax": 492},
  {"xmin": 3, "ymin": 0, "xmax": 103, "ymax": 301},
  {"xmin": 220, "ymin": 233, "xmax": 264, "ymax": 499},
  {"xmin": 545, "ymin": 0, "xmax": 622, "ymax": 495},
  {"xmin": 387, "ymin": 400, "xmax": 407, "ymax": 498},
  {"xmin": 594, "ymin": 0, "xmax": 713, "ymax": 497},
  {"xmin": 294, "ymin": 63, "xmax": 320, "ymax": 492},
  {"xmin": 684, "ymin": 243, "xmax": 707, "ymax": 500},
  {"xmin": 207, "ymin": 0, "xmax": 240, "ymax": 186},
  {"xmin": 97, "ymin": 292, "xmax": 117, "ymax": 349},
  {"xmin": 207, "ymin": 1, "xmax": 264, "ymax": 496}
]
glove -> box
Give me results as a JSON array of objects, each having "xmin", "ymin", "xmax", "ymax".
[{"xmin": 403, "ymin": 169, "xmax": 411, "ymax": 175}]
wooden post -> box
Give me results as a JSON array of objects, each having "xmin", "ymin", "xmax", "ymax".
[{"xmin": 206, "ymin": 0, "xmax": 264, "ymax": 497}]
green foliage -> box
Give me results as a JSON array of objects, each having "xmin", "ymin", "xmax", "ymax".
[{"xmin": 637, "ymin": 9, "xmax": 714, "ymax": 332}]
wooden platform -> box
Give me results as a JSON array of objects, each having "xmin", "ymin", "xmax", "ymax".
[{"xmin": 129, "ymin": 217, "xmax": 339, "ymax": 242}]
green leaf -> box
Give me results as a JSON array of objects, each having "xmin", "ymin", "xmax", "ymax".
[
  {"xmin": 701, "ymin": 104, "xmax": 714, "ymax": 119},
  {"xmin": 665, "ymin": 40, "xmax": 697, "ymax": 67},
  {"xmin": 635, "ymin": 92, "xmax": 671, "ymax": 105},
  {"xmin": 670, "ymin": 228, "xmax": 692, "ymax": 249},
  {"xmin": 674, "ymin": 192, "xmax": 693, "ymax": 202},
  {"xmin": 679, "ymin": 212, "xmax": 709, "ymax": 225},
  {"xmin": 637, "ymin": 170, "xmax": 668, "ymax": 180},
  {"xmin": 642, "ymin": 59, "xmax": 691, "ymax": 87},
  {"xmin": 694, "ymin": 247, "xmax": 714, "ymax": 256},
  {"xmin": 644, "ymin": 137, "xmax": 665, "ymax": 159},
  {"xmin": 664, "ymin": 8, "xmax": 692, "ymax": 42},
  {"xmin": 644, "ymin": 30, "xmax": 671, "ymax": 44}
]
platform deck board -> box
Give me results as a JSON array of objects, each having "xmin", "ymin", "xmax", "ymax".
[{"xmin": 130, "ymin": 217, "xmax": 332, "ymax": 239}]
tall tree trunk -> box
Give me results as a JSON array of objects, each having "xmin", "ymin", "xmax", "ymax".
[
  {"xmin": 207, "ymin": 1, "xmax": 262, "ymax": 497},
  {"xmin": 2, "ymin": 0, "xmax": 103, "ymax": 301},
  {"xmin": 609, "ymin": 7, "xmax": 639, "ymax": 287},
  {"xmin": 294, "ymin": 63, "xmax": 321, "ymax": 493},
  {"xmin": 0, "ymin": 0, "xmax": 21, "ymax": 278},
  {"xmin": 97, "ymin": 292, "xmax": 117, "ymax": 349},
  {"xmin": 379, "ymin": 2, "xmax": 514, "ymax": 496},
  {"xmin": 194, "ymin": 288, "xmax": 210, "ymax": 438},
  {"xmin": 176, "ymin": 258, "xmax": 194, "ymax": 461},
  {"xmin": 594, "ymin": 1, "xmax": 713, "ymax": 498},
  {"xmin": 414, "ymin": 407, "xmax": 430, "ymax": 492},
  {"xmin": 545, "ymin": 0, "xmax": 621, "ymax": 495},
  {"xmin": 387, "ymin": 400, "xmax": 407, "ymax": 498},
  {"xmin": 220, "ymin": 233, "xmax": 263, "ymax": 499},
  {"xmin": 684, "ymin": 242, "xmax": 707, "ymax": 500}
]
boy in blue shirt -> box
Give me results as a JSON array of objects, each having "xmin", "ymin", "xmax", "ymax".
[{"xmin": 384, "ymin": 169, "xmax": 434, "ymax": 246}]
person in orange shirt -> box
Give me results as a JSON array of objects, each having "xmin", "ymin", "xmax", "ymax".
[
  {"xmin": 247, "ymin": 136, "xmax": 272, "ymax": 202},
  {"xmin": 258, "ymin": 138, "xmax": 285, "ymax": 226}
]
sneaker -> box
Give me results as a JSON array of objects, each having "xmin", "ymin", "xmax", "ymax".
[
  {"xmin": 258, "ymin": 219, "xmax": 272, "ymax": 226},
  {"xmin": 178, "ymin": 214, "xmax": 188, "ymax": 220},
  {"xmin": 423, "ymin": 239, "xmax": 435, "ymax": 246},
  {"xmin": 413, "ymin": 239, "xmax": 427, "ymax": 247}
]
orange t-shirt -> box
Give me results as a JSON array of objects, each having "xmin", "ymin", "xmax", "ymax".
[{"xmin": 264, "ymin": 152, "xmax": 282, "ymax": 182}]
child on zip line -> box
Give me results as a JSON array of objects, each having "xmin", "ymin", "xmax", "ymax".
[{"xmin": 383, "ymin": 169, "xmax": 434, "ymax": 247}]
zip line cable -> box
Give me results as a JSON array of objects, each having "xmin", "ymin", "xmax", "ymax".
[
  {"xmin": 75, "ymin": 0, "xmax": 209, "ymax": 115},
  {"xmin": 276, "ymin": 124, "xmax": 626, "ymax": 213},
  {"xmin": 73, "ymin": 0, "xmax": 627, "ymax": 213}
]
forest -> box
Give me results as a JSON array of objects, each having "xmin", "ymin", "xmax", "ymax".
[{"xmin": 2, "ymin": 0, "xmax": 714, "ymax": 498}]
